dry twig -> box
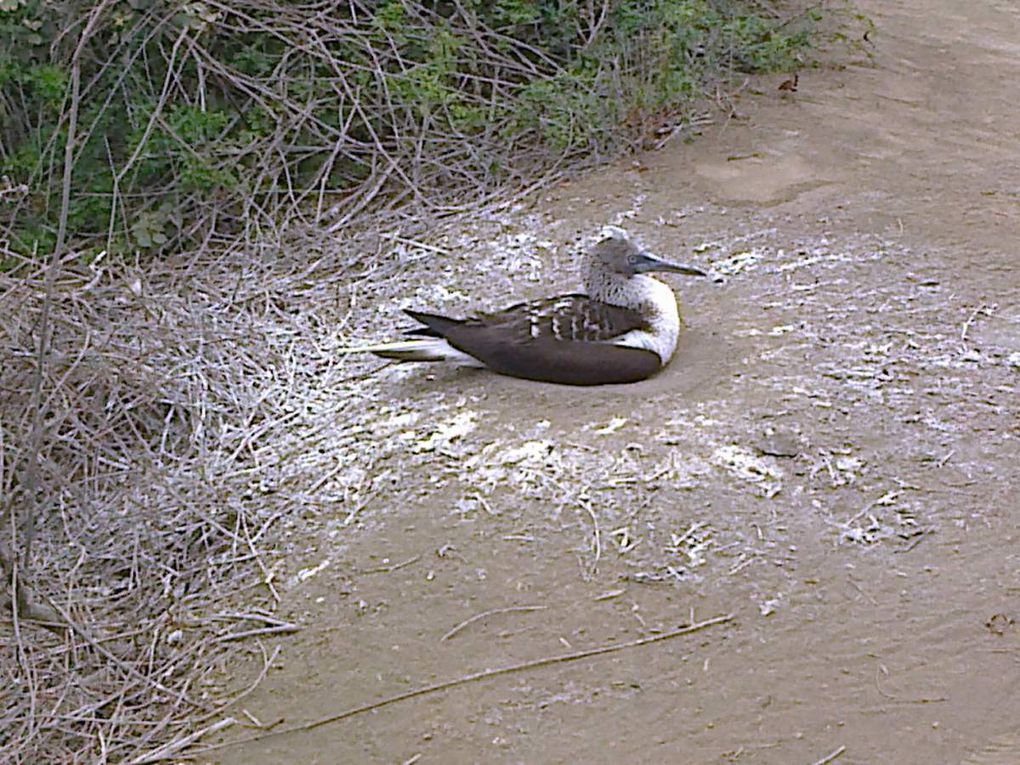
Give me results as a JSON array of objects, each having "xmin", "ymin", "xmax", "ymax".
[
  {"xmin": 199, "ymin": 613, "xmax": 735, "ymax": 754},
  {"xmin": 440, "ymin": 605, "xmax": 548, "ymax": 641},
  {"xmin": 811, "ymin": 745, "xmax": 846, "ymax": 765}
]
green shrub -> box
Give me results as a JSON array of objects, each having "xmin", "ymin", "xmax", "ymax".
[{"xmin": 0, "ymin": 0, "xmax": 819, "ymax": 258}]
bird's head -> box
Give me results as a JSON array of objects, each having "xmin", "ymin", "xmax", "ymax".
[{"xmin": 592, "ymin": 226, "xmax": 707, "ymax": 277}]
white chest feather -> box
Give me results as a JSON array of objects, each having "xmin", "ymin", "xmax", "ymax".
[{"xmin": 607, "ymin": 277, "xmax": 681, "ymax": 367}]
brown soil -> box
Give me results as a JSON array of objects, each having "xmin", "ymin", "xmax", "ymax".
[{"xmin": 213, "ymin": 1, "xmax": 1020, "ymax": 763}]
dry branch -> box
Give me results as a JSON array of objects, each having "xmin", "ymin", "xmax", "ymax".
[{"xmin": 202, "ymin": 613, "xmax": 735, "ymax": 754}]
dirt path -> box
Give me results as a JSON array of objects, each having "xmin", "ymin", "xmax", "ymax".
[{"xmin": 214, "ymin": 1, "xmax": 1020, "ymax": 763}]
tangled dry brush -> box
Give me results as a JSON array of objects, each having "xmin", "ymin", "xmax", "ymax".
[{"xmin": 0, "ymin": 228, "xmax": 424, "ymax": 761}]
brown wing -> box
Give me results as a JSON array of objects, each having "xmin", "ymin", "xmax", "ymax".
[
  {"xmin": 471, "ymin": 295, "xmax": 649, "ymax": 344},
  {"xmin": 404, "ymin": 298, "xmax": 661, "ymax": 385}
]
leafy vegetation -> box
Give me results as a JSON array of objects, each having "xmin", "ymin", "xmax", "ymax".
[{"xmin": 0, "ymin": 0, "xmax": 820, "ymax": 259}]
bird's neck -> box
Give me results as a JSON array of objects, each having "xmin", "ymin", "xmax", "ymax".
[
  {"xmin": 584, "ymin": 267, "xmax": 663, "ymax": 311},
  {"xmin": 584, "ymin": 267, "xmax": 683, "ymax": 363}
]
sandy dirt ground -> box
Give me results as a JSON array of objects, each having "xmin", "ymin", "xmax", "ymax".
[{"xmin": 211, "ymin": 0, "xmax": 1020, "ymax": 762}]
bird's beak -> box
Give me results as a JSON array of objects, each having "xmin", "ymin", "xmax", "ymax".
[{"xmin": 636, "ymin": 251, "xmax": 708, "ymax": 277}]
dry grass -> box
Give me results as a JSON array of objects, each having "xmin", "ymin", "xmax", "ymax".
[
  {"xmin": 2, "ymin": 83, "xmax": 571, "ymax": 750},
  {"xmin": 0, "ymin": 225, "xmax": 400, "ymax": 761}
]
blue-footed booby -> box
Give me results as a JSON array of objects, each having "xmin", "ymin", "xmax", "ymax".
[{"xmin": 343, "ymin": 226, "xmax": 707, "ymax": 385}]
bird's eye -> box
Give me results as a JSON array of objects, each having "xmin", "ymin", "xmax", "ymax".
[{"xmin": 626, "ymin": 254, "xmax": 639, "ymax": 264}]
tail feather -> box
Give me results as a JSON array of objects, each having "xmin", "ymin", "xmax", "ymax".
[
  {"xmin": 340, "ymin": 310, "xmax": 483, "ymax": 367},
  {"xmin": 338, "ymin": 338, "xmax": 483, "ymax": 367},
  {"xmin": 402, "ymin": 327, "xmax": 440, "ymax": 337},
  {"xmin": 404, "ymin": 309, "xmax": 463, "ymax": 336}
]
